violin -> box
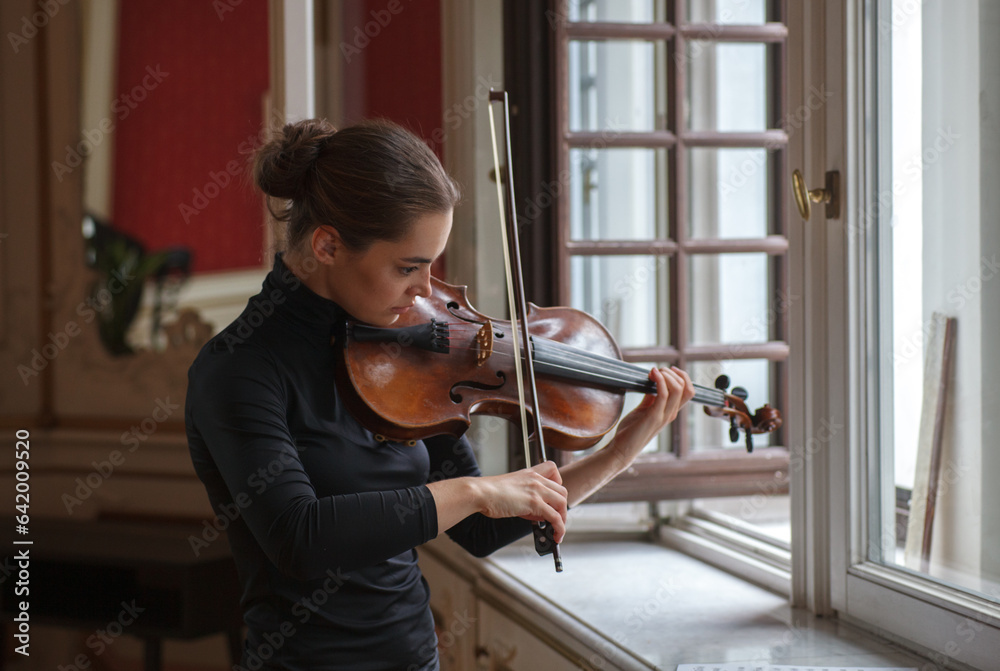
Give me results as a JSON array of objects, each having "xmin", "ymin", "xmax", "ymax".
[
  {"xmin": 335, "ymin": 90, "xmax": 781, "ymax": 571},
  {"xmin": 334, "ymin": 278, "xmax": 782, "ymax": 452}
]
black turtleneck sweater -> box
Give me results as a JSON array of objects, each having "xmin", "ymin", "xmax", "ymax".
[{"xmin": 185, "ymin": 253, "xmax": 531, "ymax": 671}]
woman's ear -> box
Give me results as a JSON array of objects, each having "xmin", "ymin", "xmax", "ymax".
[{"xmin": 311, "ymin": 225, "xmax": 343, "ymax": 264}]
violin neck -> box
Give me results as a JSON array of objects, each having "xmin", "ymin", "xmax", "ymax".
[{"xmin": 530, "ymin": 338, "xmax": 725, "ymax": 408}]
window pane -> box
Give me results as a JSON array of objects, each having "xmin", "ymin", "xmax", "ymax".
[
  {"xmin": 688, "ymin": 253, "xmax": 776, "ymax": 345},
  {"xmin": 687, "ymin": 148, "xmax": 771, "ymax": 238},
  {"xmin": 872, "ymin": 0, "xmax": 1000, "ymax": 602},
  {"xmin": 685, "ymin": 42, "xmax": 768, "ymax": 132},
  {"xmin": 686, "ymin": 359, "xmax": 774, "ymax": 452},
  {"xmin": 568, "ymin": 40, "xmax": 665, "ymax": 133},
  {"xmin": 568, "ymin": 0, "xmax": 666, "ymax": 23},
  {"xmin": 569, "ymin": 147, "xmax": 669, "ymax": 240},
  {"xmin": 685, "ymin": 0, "xmax": 767, "ymax": 24},
  {"xmin": 570, "ymin": 255, "xmax": 670, "ymax": 349}
]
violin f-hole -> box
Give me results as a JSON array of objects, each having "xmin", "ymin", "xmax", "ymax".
[{"xmin": 449, "ymin": 371, "xmax": 506, "ymax": 404}]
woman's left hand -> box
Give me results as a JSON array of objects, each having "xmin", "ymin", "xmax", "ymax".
[{"xmin": 608, "ymin": 366, "xmax": 695, "ymax": 469}]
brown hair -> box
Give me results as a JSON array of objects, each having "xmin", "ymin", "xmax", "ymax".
[{"xmin": 253, "ymin": 118, "xmax": 460, "ymax": 251}]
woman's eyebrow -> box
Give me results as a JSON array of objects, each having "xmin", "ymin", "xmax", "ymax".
[{"xmin": 400, "ymin": 256, "xmax": 434, "ymax": 264}]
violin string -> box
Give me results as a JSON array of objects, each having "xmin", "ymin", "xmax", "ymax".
[
  {"xmin": 531, "ymin": 341, "xmax": 726, "ymax": 406},
  {"xmin": 524, "ymin": 336, "xmax": 727, "ymax": 405},
  {"xmin": 405, "ymin": 320, "xmax": 727, "ymax": 404},
  {"xmin": 437, "ymin": 333, "xmax": 726, "ymax": 407},
  {"xmin": 444, "ymin": 330, "xmax": 728, "ymax": 404}
]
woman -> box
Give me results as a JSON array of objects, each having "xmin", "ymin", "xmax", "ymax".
[{"xmin": 185, "ymin": 118, "xmax": 694, "ymax": 671}]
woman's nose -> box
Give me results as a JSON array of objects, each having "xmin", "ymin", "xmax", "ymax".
[{"xmin": 411, "ymin": 268, "xmax": 433, "ymax": 298}]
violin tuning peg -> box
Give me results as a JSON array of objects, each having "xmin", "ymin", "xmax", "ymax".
[
  {"xmin": 732, "ymin": 386, "xmax": 748, "ymax": 401},
  {"xmin": 729, "ymin": 424, "xmax": 739, "ymax": 444},
  {"xmin": 714, "ymin": 375, "xmax": 730, "ymax": 391}
]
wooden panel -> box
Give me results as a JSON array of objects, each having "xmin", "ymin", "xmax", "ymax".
[
  {"xmin": 477, "ymin": 601, "xmax": 584, "ymax": 671},
  {"xmin": 419, "ymin": 548, "xmax": 479, "ymax": 671},
  {"xmin": 0, "ymin": 0, "xmax": 45, "ymax": 418}
]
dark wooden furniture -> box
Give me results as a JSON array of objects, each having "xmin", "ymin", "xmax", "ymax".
[{"xmin": 0, "ymin": 517, "xmax": 243, "ymax": 670}]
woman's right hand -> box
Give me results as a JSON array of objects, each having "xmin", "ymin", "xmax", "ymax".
[
  {"xmin": 426, "ymin": 461, "xmax": 568, "ymax": 542},
  {"xmin": 472, "ymin": 461, "xmax": 568, "ymax": 543}
]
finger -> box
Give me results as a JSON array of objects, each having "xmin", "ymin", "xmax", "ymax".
[
  {"xmin": 672, "ymin": 366, "xmax": 696, "ymax": 403},
  {"xmin": 658, "ymin": 367, "xmax": 687, "ymax": 421},
  {"xmin": 532, "ymin": 459, "xmax": 564, "ymax": 486},
  {"xmin": 637, "ymin": 367, "xmax": 663, "ymax": 409},
  {"xmin": 538, "ymin": 500, "xmax": 567, "ymax": 543},
  {"xmin": 519, "ymin": 485, "xmax": 568, "ymax": 541},
  {"xmin": 521, "ymin": 465, "xmax": 568, "ymax": 515}
]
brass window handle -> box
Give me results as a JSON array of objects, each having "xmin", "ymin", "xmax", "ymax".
[{"xmin": 792, "ymin": 169, "xmax": 840, "ymax": 221}]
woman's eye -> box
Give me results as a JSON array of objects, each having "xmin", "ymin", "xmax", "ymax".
[{"xmin": 400, "ymin": 266, "xmax": 419, "ymax": 276}]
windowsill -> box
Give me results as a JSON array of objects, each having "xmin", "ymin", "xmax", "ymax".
[{"xmin": 425, "ymin": 534, "xmax": 934, "ymax": 670}]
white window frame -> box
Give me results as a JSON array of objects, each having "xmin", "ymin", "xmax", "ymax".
[{"xmin": 792, "ymin": 1, "xmax": 1000, "ymax": 666}]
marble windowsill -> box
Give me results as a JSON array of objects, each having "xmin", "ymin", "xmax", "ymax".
[{"xmin": 472, "ymin": 537, "xmax": 933, "ymax": 670}]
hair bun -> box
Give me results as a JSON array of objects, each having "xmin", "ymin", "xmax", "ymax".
[{"xmin": 253, "ymin": 119, "xmax": 336, "ymax": 200}]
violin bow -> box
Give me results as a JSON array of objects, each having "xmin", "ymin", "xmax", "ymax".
[{"xmin": 488, "ymin": 90, "xmax": 563, "ymax": 572}]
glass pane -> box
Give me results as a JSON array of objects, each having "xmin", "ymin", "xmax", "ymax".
[
  {"xmin": 567, "ymin": 0, "xmax": 665, "ymax": 23},
  {"xmin": 686, "ymin": 0, "xmax": 767, "ymax": 24},
  {"xmin": 569, "ymin": 147, "xmax": 668, "ymax": 240},
  {"xmin": 872, "ymin": 0, "xmax": 1000, "ymax": 601},
  {"xmin": 685, "ymin": 42, "xmax": 768, "ymax": 132},
  {"xmin": 693, "ymin": 496, "xmax": 791, "ymax": 545},
  {"xmin": 570, "ymin": 255, "xmax": 670, "ymax": 349},
  {"xmin": 687, "ymin": 148, "xmax": 771, "ymax": 238},
  {"xmin": 568, "ymin": 40, "xmax": 665, "ymax": 132},
  {"xmin": 686, "ymin": 359, "xmax": 774, "ymax": 451},
  {"xmin": 688, "ymin": 253, "xmax": 777, "ymax": 345}
]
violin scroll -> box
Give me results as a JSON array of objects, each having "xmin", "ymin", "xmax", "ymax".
[{"xmin": 702, "ymin": 375, "xmax": 783, "ymax": 452}]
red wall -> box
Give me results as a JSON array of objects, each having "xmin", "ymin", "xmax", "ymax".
[
  {"xmin": 359, "ymin": 0, "xmax": 444, "ymax": 159},
  {"xmin": 111, "ymin": 1, "xmax": 444, "ymax": 275},
  {"xmin": 112, "ymin": 0, "xmax": 269, "ymax": 274}
]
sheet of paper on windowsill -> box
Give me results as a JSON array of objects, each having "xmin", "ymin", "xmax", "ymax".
[{"xmin": 676, "ymin": 665, "xmax": 917, "ymax": 671}]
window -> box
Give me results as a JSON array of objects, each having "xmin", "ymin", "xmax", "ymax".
[
  {"xmin": 551, "ymin": 1, "xmax": 792, "ymax": 525},
  {"xmin": 809, "ymin": 0, "xmax": 1000, "ymax": 664}
]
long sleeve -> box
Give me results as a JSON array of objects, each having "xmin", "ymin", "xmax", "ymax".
[
  {"xmin": 187, "ymin": 345, "xmax": 438, "ymax": 580},
  {"xmin": 422, "ymin": 434, "xmax": 533, "ymax": 557},
  {"xmin": 186, "ymin": 251, "xmax": 446, "ymax": 671}
]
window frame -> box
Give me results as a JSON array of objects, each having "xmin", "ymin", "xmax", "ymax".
[
  {"xmin": 796, "ymin": 0, "xmax": 1000, "ymax": 663},
  {"xmin": 549, "ymin": 0, "xmax": 793, "ymax": 503}
]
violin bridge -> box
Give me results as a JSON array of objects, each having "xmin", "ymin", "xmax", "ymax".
[{"xmin": 475, "ymin": 321, "xmax": 494, "ymax": 366}]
